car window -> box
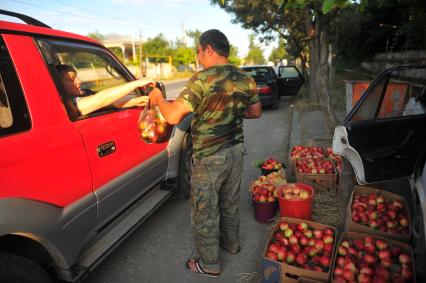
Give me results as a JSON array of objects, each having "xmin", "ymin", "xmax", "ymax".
[
  {"xmin": 37, "ymin": 39, "xmax": 137, "ymax": 120},
  {"xmin": 278, "ymin": 66, "xmax": 300, "ymax": 79},
  {"xmin": 243, "ymin": 67, "xmax": 271, "ymax": 81},
  {"xmin": 378, "ymin": 69, "xmax": 426, "ymax": 118},
  {"xmin": 0, "ymin": 37, "xmax": 31, "ymax": 137},
  {"xmin": 350, "ymin": 75, "xmax": 387, "ymax": 122}
]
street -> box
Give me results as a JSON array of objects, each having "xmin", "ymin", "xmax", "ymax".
[{"xmin": 85, "ymin": 88, "xmax": 296, "ymax": 282}]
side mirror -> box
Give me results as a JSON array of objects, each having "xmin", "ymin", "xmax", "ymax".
[
  {"xmin": 142, "ymin": 81, "xmax": 167, "ymax": 98},
  {"xmin": 155, "ymin": 81, "xmax": 167, "ymax": 98}
]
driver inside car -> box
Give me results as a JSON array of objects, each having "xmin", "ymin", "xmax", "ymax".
[{"xmin": 56, "ymin": 64, "xmax": 151, "ymax": 116}]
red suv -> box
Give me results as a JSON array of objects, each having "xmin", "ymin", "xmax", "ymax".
[{"xmin": 0, "ymin": 10, "xmax": 192, "ymax": 282}]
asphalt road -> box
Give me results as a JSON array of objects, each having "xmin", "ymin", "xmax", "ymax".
[{"xmin": 85, "ymin": 85, "xmax": 296, "ymax": 283}]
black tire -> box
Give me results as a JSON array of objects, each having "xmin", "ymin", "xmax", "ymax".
[
  {"xmin": 0, "ymin": 252, "xmax": 51, "ymax": 283},
  {"xmin": 177, "ymin": 132, "xmax": 192, "ymax": 199}
]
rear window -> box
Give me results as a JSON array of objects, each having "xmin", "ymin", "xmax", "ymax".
[
  {"xmin": 243, "ymin": 67, "xmax": 273, "ymax": 82},
  {"xmin": 0, "ymin": 36, "xmax": 31, "ymax": 137}
]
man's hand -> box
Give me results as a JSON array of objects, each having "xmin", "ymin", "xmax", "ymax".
[{"xmin": 148, "ymin": 87, "xmax": 164, "ymax": 106}]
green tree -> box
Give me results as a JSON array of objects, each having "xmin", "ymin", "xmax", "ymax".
[
  {"xmin": 87, "ymin": 30, "xmax": 104, "ymax": 41},
  {"xmin": 143, "ymin": 34, "xmax": 172, "ymax": 63},
  {"xmin": 268, "ymin": 38, "xmax": 288, "ymax": 64},
  {"xmin": 212, "ymin": 0, "xmax": 345, "ymax": 126},
  {"xmin": 228, "ymin": 45, "xmax": 241, "ymax": 66},
  {"xmin": 187, "ymin": 29, "xmax": 202, "ymax": 70},
  {"xmin": 245, "ymin": 34, "xmax": 265, "ymax": 65}
]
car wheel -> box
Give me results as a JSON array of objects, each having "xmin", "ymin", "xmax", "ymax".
[
  {"xmin": 177, "ymin": 131, "xmax": 192, "ymax": 199},
  {"xmin": 0, "ymin": 252, "xmax": 51, "ymax": 283}
]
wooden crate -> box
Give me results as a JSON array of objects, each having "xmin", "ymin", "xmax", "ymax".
[
  {"xmin": 262, "ymin": 217, "xmax": 337, "ymax": 283},
  {"xmin": 330, "ymin": 231, "xmax": 416, "ymax": 282},
  {"xmin": 295, "ymin": 159, "xmax": 337, "ymax": 192}
]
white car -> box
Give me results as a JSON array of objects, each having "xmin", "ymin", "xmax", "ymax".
[{"xmin": 333, "ymin": 65, "xmax": 426, "ymax": 281}]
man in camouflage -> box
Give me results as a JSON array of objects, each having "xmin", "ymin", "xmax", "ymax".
[{"xmin": 149, "ymin": 29, "xmax": 261, "ymax": 277}]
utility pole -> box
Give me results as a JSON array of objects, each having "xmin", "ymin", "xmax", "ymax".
[{"xmin": 139, "ymin": 29, "xmax": 143, "ymax": 78}]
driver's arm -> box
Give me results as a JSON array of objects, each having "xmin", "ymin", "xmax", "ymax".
[{"xmin": 76, "ymin": 78, "xmax": 153, "ymax": 116}]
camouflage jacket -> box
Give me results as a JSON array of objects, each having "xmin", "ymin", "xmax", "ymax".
[{"xmin": 176, "ymin": 64, "xmax": 259, "ymax": 158}]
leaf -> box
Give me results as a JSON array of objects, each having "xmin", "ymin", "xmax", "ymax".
[
  {"xmin": 322, "ymin": 0, "xmax": 335, "ymax": 13},
  {"xmin": 219, "ymin": 0, "xmax": 225, "ymax": 6},
  {"xmin": 253, "ymin": 159, "xmax": 264, "ymax": 168},
  {"xmin": 278, "ymin": 0, "xmax": 286, "ymax": 10}
]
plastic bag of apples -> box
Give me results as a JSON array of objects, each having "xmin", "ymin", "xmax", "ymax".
[{"xmin": 138, "ymin": 102, "xmax": 168, "ymax": 143}]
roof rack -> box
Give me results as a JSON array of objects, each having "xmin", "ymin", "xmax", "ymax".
[{"xmin": 0, "ymin": 9, "xmax": 51, "ymax": 28}]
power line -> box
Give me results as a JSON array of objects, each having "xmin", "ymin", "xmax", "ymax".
[{"xmin": 5, "ymin": 0, "xmax": 179, "ymax": 30}]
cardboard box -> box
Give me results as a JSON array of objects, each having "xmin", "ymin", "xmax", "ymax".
[
  {"xmin": 330, "ymin": 231, "xmax": 416, "ymax": 283},
  {"xmin": 345, "ymin": 185, "xmax": 411, "ymax": 243},
  {"xmin": 288, "ymin": 146, "xmax": 326, "ymax": 176},
  {"xmin": 295, "ymin": 158, "xmax": 337, "ymax": 192},
  {"xmin": 262, "ymin": 217, "xmax": 337, "ymax": 283}
]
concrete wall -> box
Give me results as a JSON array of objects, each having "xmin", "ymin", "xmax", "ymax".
[{"xmin": 362, "ymin": 50, "xmax": 426, "ymax": 74}]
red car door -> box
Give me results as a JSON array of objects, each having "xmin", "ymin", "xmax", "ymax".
[
  {"xmin": 75, "ymin": 108, "xmax": 169, "ymax": 223},
  {"xmin": 0, "ymin": 34, "xmax": 94, "ymax": 208},
  {"xmin": 36, "ymin": 38, "xmax": 170, "ymax": 225}
]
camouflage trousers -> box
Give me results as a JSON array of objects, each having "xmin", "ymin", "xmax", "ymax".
[{"xmin": 190, "ymin": 143, "xmax": 244, "ymax": 273}]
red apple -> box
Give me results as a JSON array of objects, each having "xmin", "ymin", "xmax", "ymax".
[
  {"xmin": 375, "ymin": 239, "xmax": 388, "ymax": 250},
  {"xmin": 296, "ymin": 253, "xmax": 308, "ymax": 265},
  {"xmin": 319, "ymin": 256, "xmax": 330, "ymax": 268},
  {"xmin": 279, "ymin": 222, "xmax": 289, "ymax": 231},
  {"xmin": 266, "ymin": 251, "xmax": 278, "ymax": 261},
  {"xmin": 268, "ymin": 243, "xmax": 280, "ymax": 253},
  {"xmin": 353, "ymin": 239, "xmax": 365, "ymax": 251},
  {"xmin": 277, "ymin": 249, "xmax": 287, "ymax": 262},
  {"xmin": 323, "ymin": 234, "xmax": 334, "ymax": 244},
  {"xmin": 284, "ymin": 228, "xmax": 293, "ymax": 238},
  {"xmin": 378, "ymin": 249, "xmax": 391, "ymax": 260},
  {"xmin": 342, "ymin": 269, "xmax": 355, "ymax": 281},
  {"xmin": 303, "ymin": 230, "xmax": 313, "ymax": 238},
  {"xmin": 297, "ymin": 222, "xmax": 308, "ymax": 232},
  {"xmin": 362, "ymin": 254, "xmax": 377, "ymax": 265},
  {"xmin": 338, "ymin": 246, "xmax": 347, "ymax": 256},
  {"xmin": 324, "ymin": 243, "xmax": 333, "ymax": 253},
  {"xmin": 358, "ymin": 273, "xmax": 372, "ymax": 283},
  {"xmin": 399, "ymin": 253, "xmax": 411, "ymax": 264},
  {"xmin": 286, "ymin": 251, "xmax": 295, "ymax": 263},
  {"xmin": 290, "ymin": 243, "xmax": 301, "ymax": 254},
  {"xmin": 360, "ymin": 266, "xmax": 374, "ymax": 276},
  {"xmin": 313, "ymin": 229, "xmax": 324, "ymax": 239}
]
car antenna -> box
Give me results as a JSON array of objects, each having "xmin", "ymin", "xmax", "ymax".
[{"xmin": 0, "ymin": 9, "xmax": 51, "ymax": 28}]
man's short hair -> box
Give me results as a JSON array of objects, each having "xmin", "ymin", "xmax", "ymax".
[
  {"xmin": 199, "ymin": 29, "xmax": 230, "ymax": 58},
  {"xmin": 56, "ymin": 64, "xmax": 77, "ymax": 75}
]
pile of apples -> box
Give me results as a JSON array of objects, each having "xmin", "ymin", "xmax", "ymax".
[
  {"xmin": 256, "ymin": 158, "xmax": 284, "ymax": 171},
  {"xmin": 251, "ymin": 173, "xmax": 286, "ymax": 203},
  {"xmin": 296, "ymin": 158, "xmax": 335, "ymax": 174},
  {"xmin": 266, "ymin": 220, "xmax": 335, "ymax": 273},
  {"xmin": 333, "ymin": 235, "xmax": 414, "ymax": 283},
  {"xmin": 277, "ymin": 183, "xmax": 311, "ymax": 200},
  {"xmin": 351, "ymin": 193, "xmax": 410, "ymax": 235},
  {"xmin": 326, "ymin": 147, "xmax": 343, "ymax": 172},
  {"xmin": 291, "ymin": 146, "xmax": 325, "ymax": 159}
]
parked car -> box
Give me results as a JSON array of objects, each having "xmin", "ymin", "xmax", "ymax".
[
  {"xmin": 0, "ymin": 10, "xmax": 192, "ymax": 282},
  {"xmin": 241, "ymin": 65, "xmax": 304, "ymax": 109},
  {"xmin": 332, "ymin": 65, "xmax": 426, "ymax": 281}
]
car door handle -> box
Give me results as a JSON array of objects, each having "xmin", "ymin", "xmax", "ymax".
[{"xmin": 97, "ymin": 141, "xmax": 116, "ymax": 157}]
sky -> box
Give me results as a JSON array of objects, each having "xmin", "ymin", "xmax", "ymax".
[{"xmin": 1, "ymin": 0, "xmax": 277, "ymax": 58}]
